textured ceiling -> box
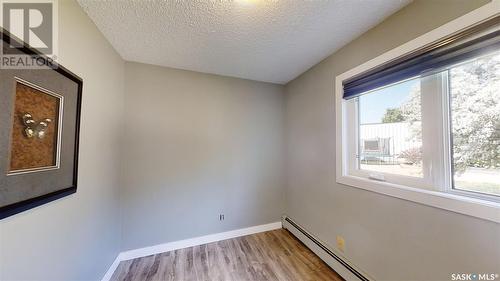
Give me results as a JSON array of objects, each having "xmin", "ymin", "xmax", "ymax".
[{"xmin": 77, "ymin": 0, "xmax": 410, "ymax": 84}]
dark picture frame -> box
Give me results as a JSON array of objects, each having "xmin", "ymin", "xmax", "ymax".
[{"xmin": 0, "ymin": 28, "xmax": 82, "ymax": 220}]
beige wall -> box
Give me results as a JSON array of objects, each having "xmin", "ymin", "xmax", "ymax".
[
  {"xmin": 0, "ymin": 0, "xmax": 125, "ymax": 280},
  {"xmin": 284, "ymin": 0, "xmax": 500, "ymax": 280},
  {"xmin": 121, "ymin": 62, "xmax": 285, "ymax": 250}
]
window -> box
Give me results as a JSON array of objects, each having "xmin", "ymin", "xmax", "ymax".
[
  {"xmin": 357, "ymin": 77, "xmax": 423, "ymax": 178},
  {"xmin": 336, "ymin": 10, "xmax": 500, "ymax": 223},
  {"xmin": 449, "ymin": 52, "xmax": 500, "ymax": 197}
]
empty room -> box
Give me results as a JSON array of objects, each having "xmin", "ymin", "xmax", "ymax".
[{"xmin": 0, "ymin": 0, "xmax": 499, "ymax": 280}]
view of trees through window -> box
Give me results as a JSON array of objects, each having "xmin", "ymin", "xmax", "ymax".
[
  {"xmin": 449, "ymin": 52, "xmax": 500, "ymax": 196},
  {"xmin": 358, "ymin": 78, "xmax": 423, "ymax": 178},
  {"xmin": 359, "ymin": 51, "xmax": 500, "ymax": 196}
]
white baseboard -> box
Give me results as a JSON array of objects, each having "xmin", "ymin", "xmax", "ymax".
[
  {"xmin": 101, "ymin": 255, "xmax": 121, "ymax": 281},
  {"xmin": 101, "ymin": 221, "xmax": 282, "ymax": 281}
]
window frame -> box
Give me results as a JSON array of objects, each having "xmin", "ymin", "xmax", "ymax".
[{"xmin": 335, "ymin": 2, "xmax": 500, "ymax": 223}]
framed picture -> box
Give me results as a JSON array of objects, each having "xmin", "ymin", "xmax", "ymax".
[{"xmin": 0, "ymin": 29, "xmax": 82, "ymax": 219}]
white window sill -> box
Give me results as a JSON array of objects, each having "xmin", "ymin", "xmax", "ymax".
[{"xmin": 337, "ymin": 175, "xmax": 500, "ymax": 224}]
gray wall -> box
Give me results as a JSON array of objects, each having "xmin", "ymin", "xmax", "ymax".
[
  {"xmin": 284, "ymin": 1, "xmax": 500, "ymax": 281},
  {"xmin": 121, "ymin": 62, "xmax": 285, "ymax": 250},
  {"xmin": 0, "ymin": 0, "xmax": 125, "ymax": 280},
  {"xmin": 2, "ymin": 1, "xmax": 498, "ymax": 280}
]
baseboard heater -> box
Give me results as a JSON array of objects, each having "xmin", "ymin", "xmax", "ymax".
[{"xmin": 282, "ymin": 216, "xmax": 371, "ymax": 281}]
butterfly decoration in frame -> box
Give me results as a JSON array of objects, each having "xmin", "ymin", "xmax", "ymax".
[{"xmin": 22, "ymin": 113, "xmax": 52, "ymax": 139}]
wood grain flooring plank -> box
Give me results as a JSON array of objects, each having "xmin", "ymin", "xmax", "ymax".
[{"xmin": 111, "ymin": 229, "xmax": 344, "ymax": 281}]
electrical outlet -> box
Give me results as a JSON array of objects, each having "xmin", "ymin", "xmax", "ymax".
[{"xmin": 336, "ymin": 235, "xmax": 345, "ymax": 252}]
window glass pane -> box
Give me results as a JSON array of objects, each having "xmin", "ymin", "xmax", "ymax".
[
  {"xmin": 358, "ymin": 77, "xmax": 423, "ymax": 177},
  {"xmin": 449, "ymin": 51, "xmax": 500, "ymax": 196}
]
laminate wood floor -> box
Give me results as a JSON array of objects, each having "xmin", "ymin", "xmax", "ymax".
[{"xmin": 111, "ymin": 229, "xmax": 344, "ymax": 281}]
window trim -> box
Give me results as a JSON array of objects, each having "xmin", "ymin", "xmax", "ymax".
[{"xmin": 335, "ymin": 2, "xmax": 500, "ymax": 223}]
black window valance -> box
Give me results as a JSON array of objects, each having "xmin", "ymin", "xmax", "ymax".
[{"xmin": 342, "ymin": 17, "xmax": 500, "ymax": 100}]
